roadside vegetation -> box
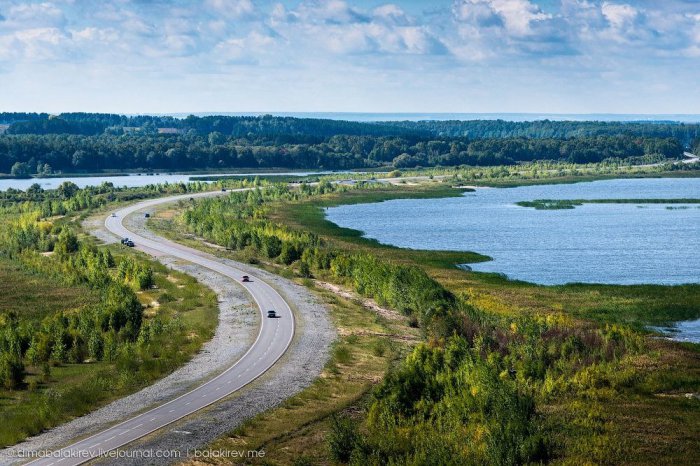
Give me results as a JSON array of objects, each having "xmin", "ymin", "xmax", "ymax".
[
  {"xmin": 0, "ymin": 183, "xmax": 222, "ymax": 446},
  {"xmin": 167, "ymin": 178, "xmax": 699, "ymax": 465}
]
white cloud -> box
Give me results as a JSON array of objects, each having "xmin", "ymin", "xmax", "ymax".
[
  {"xmin": 206, "ymin": 0, "xmax": 256, "ymax": 19},
  {"xmin": 454, "ymin": 0, "xmax": 552, "ymax": 36},
  {"xmin": 372, "ymin": 4, "xmax": 411, "ymax": 26},
  {"xmin": 601, "ymin": 2, "xmax": 638, "ymax": 29},
  {"xmin": 5, "ymin": 2, "xmax": 65, "ymax": 28},
  {"xmin": 9, "ymin": 27, "xmax": 71, "ymax": 61},
  {"xmin": 1, "ymin": 0, "xmax": 700, "ymax": 114},
  {"xmin": 212, "ymin": 30, "xmax": 276, "ymax": 64}
]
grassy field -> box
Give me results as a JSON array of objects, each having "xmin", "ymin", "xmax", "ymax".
[
  {"xmin": 0, "ymin": 258, "xmax": 100, "ymax": 322},
  {"xmin": 517, "ymin": 198, "xmax": 700, "ymax": 209},
  {"xmin": 0, "ymin": 247, "xmax": 218, "ymax": 446}
]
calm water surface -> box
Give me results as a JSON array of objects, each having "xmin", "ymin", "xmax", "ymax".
[
  {"xmin": 0, "ymin": 171, "xmax": 338, "ymax": 191},
  {"xmin": 651, "ymin": 319, "xmax": 700, "ymax": 344},
  {"xmin": 326, "ymin": 178, "xmax": 700, "ymax": 286}
]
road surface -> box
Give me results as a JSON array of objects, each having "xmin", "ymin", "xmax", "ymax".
[
  {"xmin": 683, "ymin": 151, "xmax": 699, "ymax": 164},
  {"xmin": 26, "ymin": 190, "xmax": 295, "ymax": 466}
]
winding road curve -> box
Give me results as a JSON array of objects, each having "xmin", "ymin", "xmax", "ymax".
[{"xmin": 27, "ymin": 190, "xmax": 295, "ymax": 466}]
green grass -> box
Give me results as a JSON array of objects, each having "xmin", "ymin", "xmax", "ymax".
[
  {"xmin": 272, "ymin": 184, "xmax": 490, "ymax": 269},
  {"xmin": 0, "ymin": 248, "xmax": 218, "ymax": 447},
  {"xmin": 518, "ymin": 198, "xmax": 700, "ymax": 209},
  {"xmin": 0, "ymin": 258, "xmax": 100, "ymax": 323}
]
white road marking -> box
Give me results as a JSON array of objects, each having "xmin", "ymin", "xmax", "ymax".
[{"xmin": 26, "ymin": 193, "xmax": 296, "ymax": 466}]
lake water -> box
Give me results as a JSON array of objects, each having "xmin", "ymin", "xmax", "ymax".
[
  {"xmin": 651, "ymin": 319, "xmax": 700, "ymax": 344},
  {"xmin": 326, "ymin": 178, "xmax": 700, "ymax": 286},
  {"xmin": 0, "ymin": 171, "xmax": 339, "ymax": 192}
]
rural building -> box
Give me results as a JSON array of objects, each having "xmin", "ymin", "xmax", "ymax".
[{"xmin": 157, "ymin": 127, "xmax": 181, "ymax": 135}]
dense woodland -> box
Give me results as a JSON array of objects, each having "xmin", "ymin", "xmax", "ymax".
[
  {"xmin": 0, "ymin": 113, "xmax": 694, "ymax": 174},
  {"xmin": 391, "ymin": 119, "xmax": 700, "ymax": 145}
]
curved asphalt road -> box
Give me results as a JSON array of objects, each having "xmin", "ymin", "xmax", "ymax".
[{"xmin": 27, "ymin": 190, "xmax": 295, "ymax": 466}]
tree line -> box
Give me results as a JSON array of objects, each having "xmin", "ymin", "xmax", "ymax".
[
  {"xmin": 0, "ymin": 132, "xmax": 684, "ymax": 175},
  {"xmin": 387, "ymin": 119, "xmax": 700, "ymax": 146},
  {"xmin": 1, "ymin": 113, "xmax": 420, "ymax": 138},
  {"xmin": 3, "ymin": 113, "xmax": 699, "ymax": 143}
]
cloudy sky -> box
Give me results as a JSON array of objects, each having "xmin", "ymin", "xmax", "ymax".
[{"xmin": 1, "ymin": 0, "xmax": 699, "ymax": 114}]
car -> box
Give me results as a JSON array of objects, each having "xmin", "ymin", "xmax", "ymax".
[
  {"xmin": 111, "ymin": 213, "xmax": 117, "ymax": 218},
  {"xmin": 124, "ymin": 240, "xmax": 135, "ymax": 247},
  {"xmin": 267, "ymin": 310, "xmax": 277, "ymax": 318},
  {"xmin": 241, "ymin": 275, "xmax": 250, "ymax": 282},
  {"xmin": 221, "ymin": 188, "xmax": 227, "ymax": 192},
  {"xmin": 120, "ymin": 237, "xmax": 130, "ymax": 245},
  {"xmin": 144, "ymin": 213, "xmax": 150, "ymax": 218}
]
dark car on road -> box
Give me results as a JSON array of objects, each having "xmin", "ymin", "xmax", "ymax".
[
  {"xmin": 267, "ymin": 310, "xmax": 277, "ymax": 318},
  {"xmin": 242, "ymin": 275, "xmax": 250, "ymax": 282},
  {"xmin": 124, "ymin": 240, "xmax": 135, "ymax": 247}
]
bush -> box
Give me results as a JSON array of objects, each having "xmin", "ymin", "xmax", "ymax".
[
  {"xmin": 0, "ymin": 353, "xmax": 25, "ymax": 389},
  {"xmin": 327, "ymin": 414, "xmax": 360, "ymax": 463}
]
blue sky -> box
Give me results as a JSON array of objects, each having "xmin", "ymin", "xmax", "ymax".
[{"xmin": 0, "ymin": 0, "xmax": 699, "ymax": 114}]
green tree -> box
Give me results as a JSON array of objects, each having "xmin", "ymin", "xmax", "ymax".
[
  {"xmin": 0, "ymin": 354, "xmax": 25, "ymax": 389},
  {"xmin": 327, "ymin": 414, "xmax": 360, "ymax": 463},
  {"xmin": 57, "ymin": 181, "xmax": 79, "ymax": 199},
  {"xmin": 10, "ymin": 162, "xmax": 31, "ymax": 178},
  {"xmin": 54, "ymin": 229, "xmax": 79, "ymax": 255},
  {"xmin": 26, "ymin": 183, "xmax": 44, "ymax": 194}
]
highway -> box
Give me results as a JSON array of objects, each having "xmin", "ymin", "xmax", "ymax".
[
  {"xmin": 26, "ymin": 190, "xmax": 295, "ymax": 466},
  {"xmin": 683, "ymin": 151, "xmax": 699, "ymax": 164}
]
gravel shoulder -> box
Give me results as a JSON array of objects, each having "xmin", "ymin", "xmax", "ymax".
[{"xmin": 1, "ymin": 203, "xmax": 334, "ymax": 466}]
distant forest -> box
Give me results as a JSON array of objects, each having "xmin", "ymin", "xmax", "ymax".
[{"xmin": 0, "ymin": 113, "xmax": 696, "ymax": 175}]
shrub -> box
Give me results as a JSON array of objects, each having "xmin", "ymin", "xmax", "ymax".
[
  {"xmin": 0, "ymin": 353, "xmax": 25, "ymax": 389},
  {"xmin": 327, "ymin": 414, "xmax": 360, "ymax": 463}
]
